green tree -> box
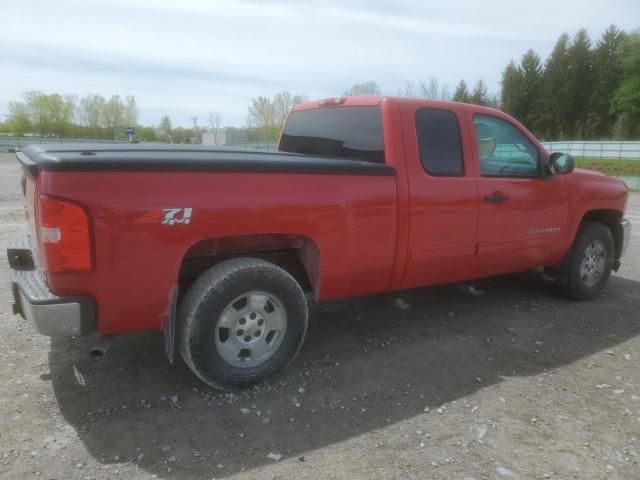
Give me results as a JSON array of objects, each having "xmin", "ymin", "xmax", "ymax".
[
  {"xmin": 7, "ymin": 91, "xmax": 75, "ymax": 137},
  {"xmin": 540, "ymin": 33, "xmax": 572, "ymax": 139},
  {"xmin": 590, "ymin": 25, "xmax": 626, "ymax": 138},
  {"xmin": 158, "ymin": 115, "xmax": 173, "ymax": 142},
  {"xmin": 247, "ymin": 92, "xmax": 308, "ymax": 141},
  {"xmin": 612, "ymin": 29, "xmax": 640, "ymax": 137},
  {"xmin": 452, "ymin": 80, "xmax": 470, "ymax": 103},
  {"xmin": 500, "ymin": 60, "xmax": 522, "ymax": 115},
  {"xmin": 566, "ymin": 29, "xmax": 593, "ymax": 138},
  {"xmin": 79, "ymin": 94, "xmax": 107, "ymax": 138},
  {"xmin": 247, "ymin": 96, "xmax": 278, "ymax": 140},
  {"xmin": 6, "ymin": 101, "xmax": 32, "ymax": 136},
  {"xmin": 487, "ymin": 95, "xmax": 499, "ymax": 109},
  {"xmin": 343, "ymin": 81, "xmax": 381, "ymax": 96},
  {"xmin": 470, "ymin": 79, "xmax": 489, "ymax": 106},
  {"xmin": 137, "ymin": 126, "xmax": 158, "ymax": 142},
  {"xmin": 159, "ymin": 115, "xmax": 172, "ymax": 134},
  {"xmin": 171, "ymin": 126, "xmax": 195, "ymax": 144},
  {"xmin": 518, "ymin": 49, "xmax": 544, "ymax": 133}
]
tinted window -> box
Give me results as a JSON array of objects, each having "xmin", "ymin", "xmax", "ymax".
[
  {"xmin": 415, "ymin": 108, "xmax": 463, "ymax": 176},
  {"xmin": 473, "ymin": 115, "xmax": 539, "ymax": 177},
  {"xmin": 279, "ymin": 106, "xmax": 384, "ymax": 162}
]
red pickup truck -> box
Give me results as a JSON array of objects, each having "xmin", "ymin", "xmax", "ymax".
[{"xmin": 8, "ymin": 96, "xmax": 631, "ymax": 390}]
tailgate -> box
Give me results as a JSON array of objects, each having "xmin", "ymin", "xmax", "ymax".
[{"xmin": 19, "ymin": 158, "xmax": 42, "ymax": 271}]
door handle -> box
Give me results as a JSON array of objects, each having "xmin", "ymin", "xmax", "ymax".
[{"xmin": 484, "ymin": 191, "xmax": 509, "ymax": 203}]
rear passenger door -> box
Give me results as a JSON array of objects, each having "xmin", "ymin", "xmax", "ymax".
[{"xmin": 400, "ymin": 103, "xmax": 479, "ymax": 289}]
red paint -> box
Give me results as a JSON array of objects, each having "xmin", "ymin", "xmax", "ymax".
[{"xmin": 27, "ymin": 97, "xmax": 629, "ymax": 335}]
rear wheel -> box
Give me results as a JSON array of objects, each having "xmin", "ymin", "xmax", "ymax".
[
  {"xmin": 564, "ymin": 222, "xmax": 614, "ymax": 300},
  {"xmin": 178, "ymin": 258, "xmax": 308, "ymax": 390}
]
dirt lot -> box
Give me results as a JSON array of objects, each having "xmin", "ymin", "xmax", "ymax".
[{"xmin": 1, "ymin": 151, "xmax": 639, "ymax": 480}]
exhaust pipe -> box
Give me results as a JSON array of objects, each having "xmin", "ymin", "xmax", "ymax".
[{"xmin": 89, "ymin": 336, "xmax": 115, "ymax": 358}]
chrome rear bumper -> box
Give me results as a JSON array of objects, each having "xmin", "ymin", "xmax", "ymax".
[{"xmin": 8, "ymin": 234, "xmax": 96, "ymax": 337}]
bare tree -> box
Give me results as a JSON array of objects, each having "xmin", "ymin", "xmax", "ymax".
[
  {"xmin": 402, "ymin": 81, "xmax": 418, "ymax": 97},
  {"xmin": 208, "ymin": 112, "xmax": 222, "ymax": 145},
  {"xmin": 343, "ymin": 81, "xmax": 381, "ymax": 96},
  {"xmin": 273, "ymin": 91, "xmax": 293, "ymax": 127},
  {"xmin": 272, "ymin": 92, "xmax": 309, "ymax": 127},
  {"xmin": 159, "ymin": 115, "xmax": 172, "ymax": 143},
  {"xmin": 440, "ymin": 83, "xmax": 451, "ymax": 101},
  {"xmin": 105, "ymin": 95, "xmax": 125, "ymax": 140},
  {"xmin": 123, "ymin": 96, "xmax": 138, "ymax": 128},
  {"xmin": 418, "ymin": 77, "xmax": 439, "ymax": 99}
]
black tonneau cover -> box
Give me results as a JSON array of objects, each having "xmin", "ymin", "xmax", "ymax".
[{"xmin": 17, "ymin": 144, "xmax": 395, "ymax": 176}]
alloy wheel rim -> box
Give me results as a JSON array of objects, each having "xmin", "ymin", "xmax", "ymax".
[
  {"xmin": 579, "ymin": 240, "xmax": 606, "ymax": 288},
  {"xmin": 214, "ymin": 291, "xmax": 287, "ymax": 368}
]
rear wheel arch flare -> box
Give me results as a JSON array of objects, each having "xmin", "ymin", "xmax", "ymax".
[{"xmin": 177, "ymin": 233, "xmax": 321, "ymax": 298}]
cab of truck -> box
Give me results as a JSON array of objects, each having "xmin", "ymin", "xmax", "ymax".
[{"xmin": 280, "ymin": 96, "xmax": 630, "ymax": 291}]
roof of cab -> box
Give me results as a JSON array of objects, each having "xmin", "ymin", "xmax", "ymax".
[{"xmin": 292, "ymin": 95, "xmax": 504, "ymax": 116}]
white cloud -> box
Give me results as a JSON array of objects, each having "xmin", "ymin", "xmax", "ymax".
[{"xmin": 1, "ymin": 0, "xmax": 639, "ymax": 126}]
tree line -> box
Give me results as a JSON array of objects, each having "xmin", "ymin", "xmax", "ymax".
[
  {"xmin": 2, "ymin": 25, "xmax": 638, "ymax": 142},
  {"xmin": 500, "ymin": 25, "xmax": 639, "ymax": 140},
  {"xmin": 1, "ymin": 92, "xmax": 156, "ymax": 141}
]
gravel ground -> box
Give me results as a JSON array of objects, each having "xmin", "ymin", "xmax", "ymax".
[{"xmin": 1, "ymin": 151, "xmax": 639, "ymax": 480}]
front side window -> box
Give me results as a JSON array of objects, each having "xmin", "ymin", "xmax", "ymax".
[
  {"xmin": 415, "ymin": 108, "xmax": 463, "ymax": 176},
  {"xmin": 279, "ymin": 106, "xmax": 384, "ymax": 163},
  {"xmin": 473, "ymin": 115, "xmax": 539, "ymax": 177}
]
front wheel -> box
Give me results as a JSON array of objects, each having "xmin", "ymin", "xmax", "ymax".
[
  {"xmin": 178, "ymin": 258, "xmax": 308, "ymax": 390},
  {"xmin": 564, "ymin": 222, "xmax": 615, "ymax": 300}
]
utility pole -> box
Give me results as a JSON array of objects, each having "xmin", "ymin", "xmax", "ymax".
[{"xmin": 190, "ymin": 116, "xmax": 199, "ymax": 144}]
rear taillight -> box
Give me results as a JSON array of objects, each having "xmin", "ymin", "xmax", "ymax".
[{"xmin": 38, "ymin": 195, "xmax": 93, "ymax": 273}]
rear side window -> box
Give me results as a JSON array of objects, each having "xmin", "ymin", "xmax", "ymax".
[
  {"xmin": 279, "ymin": 106, "xmax": 384, "ymax": 163},
  {"xmin": 415, "ymin": 108, "xmax": 463, "ymax": 176}
]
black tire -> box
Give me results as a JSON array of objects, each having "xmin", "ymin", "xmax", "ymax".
[
  {"xmin": 564, "ymin": 222, "xmax": 615, "ymax": 300},
  {"xmin": 178, "ymin": 258, "xmax": 308, "ymax": 390}
]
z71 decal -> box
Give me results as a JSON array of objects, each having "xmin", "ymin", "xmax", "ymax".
[{"xmin": 162, "ymin": 208, "xmax": 193, "ymax": 225}]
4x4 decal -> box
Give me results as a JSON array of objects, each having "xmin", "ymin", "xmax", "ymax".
[{"xmin": 162, "ymin": 208, "xmax": 192, "ymax": 225}]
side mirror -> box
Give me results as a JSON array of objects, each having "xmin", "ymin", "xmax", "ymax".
[{"xmin": 548, "ymin": 152, "xmax": 575, "ymax": 175}]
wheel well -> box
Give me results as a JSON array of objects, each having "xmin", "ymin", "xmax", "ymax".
[
  {"xmin": 177, "ymin": 234, "xmax": 319, "ymax": 299},
  {"xmin": 581, "ymin": 209, "xmax": 623, "ymax": 259}
]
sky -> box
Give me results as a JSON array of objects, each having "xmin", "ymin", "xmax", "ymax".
[{"xmin": 1, "ymin": 0, "xmax": 639, "ymax": 128}]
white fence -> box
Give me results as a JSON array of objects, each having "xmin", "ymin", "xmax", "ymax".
[
  {"xmin": 0, "ymin": 136, "xmax": 127, "ymax": 150},
  {"xmin": 540, "ymin": 141, "xmax": 640, "ymax": 160}
]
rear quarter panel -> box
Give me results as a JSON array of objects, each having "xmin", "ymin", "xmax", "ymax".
[{"xmin": 38, "ymin": 170, "xmax": 397, "ymax": 334}]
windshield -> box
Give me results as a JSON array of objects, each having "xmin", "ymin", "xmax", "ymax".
[{"xmin": 278, "ymin": 106, "xmax": 384, "ymax": 163}]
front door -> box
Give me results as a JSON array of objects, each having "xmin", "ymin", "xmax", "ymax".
[{"xmin": 468, "ymin": 111, "xmax": 569, "ymax": 276}]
